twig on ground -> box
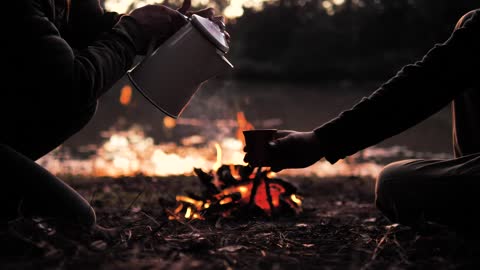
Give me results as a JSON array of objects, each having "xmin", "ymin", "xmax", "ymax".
[
  {"xmin": 140, "ymin": 211, "xmax": 162, "ymax": 226},
  {"xmin": 122, "ymin": 190, "xmax": 145, "ymax": 216}
]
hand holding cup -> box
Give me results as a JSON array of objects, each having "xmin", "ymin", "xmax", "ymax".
[
  {"xmin": 243, "ymin": 130, "xmax": 325, "ymax": 172},
  {"xmin": 243, "ymin": 129, "xmax": 278, "ymax": 167}
]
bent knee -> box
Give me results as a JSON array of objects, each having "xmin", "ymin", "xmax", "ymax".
[
  {"xmin": 376, "ymin": 160, "xmax": 417, "ymax": 190},
  {"xmin": 84, "ymin": 206, "xmax": 97, "ymax": 228},
  {"xmin": 375, "ymin": 160, "xmax": 418, "ymax": 219}
]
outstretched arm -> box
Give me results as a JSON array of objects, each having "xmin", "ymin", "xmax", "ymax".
[
  {"xmin": 244, "ymin": 10, "xmax": 480, "ymax": 170},
  {"xmin": 315, "ymin": 11, "xmax": 480, "ymax": 163}
]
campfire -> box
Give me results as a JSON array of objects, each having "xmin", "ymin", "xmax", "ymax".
[
  {"xmin": 167, "ymin": 165, "xmax": 303, "ymax": 220},
  {"xmin": 167, "ymin": 112, "xmax": 303, "ymax": 220}
]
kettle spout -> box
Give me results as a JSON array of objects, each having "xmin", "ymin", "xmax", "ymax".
[
  {"xmin": 209, "ymin": 52, "xmax": 234, "ymax": 78},
  {"xmin": 219, "ymin": 54, "xmax": 234, "ymax": 70}
]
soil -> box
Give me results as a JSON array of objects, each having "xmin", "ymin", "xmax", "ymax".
[{"xmin": 1, "ymin": 175, "xmax": 479, "ymax": 270}]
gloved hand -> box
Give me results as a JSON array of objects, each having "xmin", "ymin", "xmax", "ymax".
[
  {"xmin": 129, "ymin": 0, "xmax": 229, "ymax": 54},
  {"xmin": 129, "ymin": 4, "xmax": 188, "ymax": 52}
]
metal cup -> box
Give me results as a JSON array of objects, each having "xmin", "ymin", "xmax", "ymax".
[{"xmin": 243, "ymin": 129, "xmax": 278, "ymax": 167}]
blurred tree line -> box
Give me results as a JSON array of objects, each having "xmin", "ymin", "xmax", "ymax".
[
  {"xmin": 102, "ymin": 0, "xmax": 479, "ymax": 81},
  {"xmin": 228, "ymin": 0, "xmax": 479, "ymax": 81}
]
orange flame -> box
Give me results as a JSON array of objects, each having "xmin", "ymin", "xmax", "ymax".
[
  {"xmin": 167, "ymin": 163, "xmax": 304, "ymax": 220},
  {"xmin": 290, "ymin": 194, "xmax": 302, "ymax": 206},
  {"xmin": 219, "ymin": 197, "xmax": 234, "ymax": 205},
  {"xmin": 185, "ymin": 207, "xmax": 193, "ymax": 219},
  {"xmin": 119, "ymin": 85, "xmax": 133, "ymax": 106},
  {"xmin": 213, "ymin": 143, "xmax": 223, "ymax": 171},
  {"xmin": 176, "ymin": 195, "xmax": 204, "ymax": 210},
  {"xmin": 236, "ymin": 111, "xmax": 254, "ymax": 144},
  {"xmin": 229, "ymin": 164, "xmax": 242, "ymax": 180}
]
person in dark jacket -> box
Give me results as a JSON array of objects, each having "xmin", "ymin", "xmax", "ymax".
[
  {"xmin": 0, "ymin": 0, "xmax": 220, "ymax": 231},
  {"xmin": 244, "ymin": 10, "xmax": 480, "ymax": 231}
]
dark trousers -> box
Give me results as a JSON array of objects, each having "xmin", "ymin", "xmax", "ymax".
[
  {"xmin": 375, "ymin": 11, "xmax": 480, "ymax": 230},
  {"xmin": 0, "ymin": 102, "xmax": 97, "ymax": 227}
]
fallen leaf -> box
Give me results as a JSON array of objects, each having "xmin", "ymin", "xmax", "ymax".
[
  {"xmin": 90, "ymin": 240, "xmax": 107, "ymax": 251},
  {"xmin": 385, "ymin": 224, "xmax": 400, "ymax": 230},
  {"xmin": 218, "ymin": 245, "xmax": 248, "ymax": 252},
  {"xmin": 363, "ymin": 218, "xmax": 376, "ymax": 223}
]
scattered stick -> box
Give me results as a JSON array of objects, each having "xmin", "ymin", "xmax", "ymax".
[{"xmin": 122, "ymin": 190, "xmax": 144, "ymax": 216}]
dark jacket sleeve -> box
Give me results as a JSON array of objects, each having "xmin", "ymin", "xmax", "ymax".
[
  {"xmin": 66, "ymin": 0, "xmax": 123, "ymax": 48},
  {"xmin": 13, "ymin": 0, "xmax": 147, "ymax": 110},
  {"xmin": 65, "ymin": 12, "xmax": 122, "ymax": 48},
  {"xmin": 314, "ymin": 11, "xmax": 480, "ymax": 164}
]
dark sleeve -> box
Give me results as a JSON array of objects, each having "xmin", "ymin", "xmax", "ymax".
[
  {"xmin": 65, "ymin": 0, "xmax": 123, "ymax": 48},
  {"xmin": 17, "ymin": 1, "xmax": 147, "ymax": 108},
  {"xmin": 314, "ymin": 11, "xmax": 480, "ymax": 164}
]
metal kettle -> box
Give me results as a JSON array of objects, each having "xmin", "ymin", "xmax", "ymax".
[{"xmin": 127, "ymin": 14, "xmax": 234, "ymax": 119}]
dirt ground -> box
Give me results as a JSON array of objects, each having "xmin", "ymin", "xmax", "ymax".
[{"xmin": 1, "ymin": 175, "xmax": 479, "ymax": 270}]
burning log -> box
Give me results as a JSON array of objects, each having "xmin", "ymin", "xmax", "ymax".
[{"xmin": 167, "ymin": 165, "xmax": 303, "ymax": 220}]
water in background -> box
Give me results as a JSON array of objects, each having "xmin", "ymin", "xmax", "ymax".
[{"xmin": 42, "ymin": 79, "xmax": 453, "ymax": 178}]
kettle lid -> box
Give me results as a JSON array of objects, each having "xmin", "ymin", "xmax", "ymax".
[{"xmin": 191, "ymin": 14, "xmax": 229, "ymax": 53}]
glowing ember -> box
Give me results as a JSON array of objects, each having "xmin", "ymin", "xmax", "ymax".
[
  {"xmin": 163, "ymin": 117, "xmax": 177, "ymax": 129},
  {"xmin": 119, "ymin": 85, "xmax": 133, "ymax": 106},
  {"xmin": 219, "ymin": 197, "xmax": 234, "ymax": 205},
  {"xmin": 167, "ymin": 165, "xmax": 303, "ymax": 220}
]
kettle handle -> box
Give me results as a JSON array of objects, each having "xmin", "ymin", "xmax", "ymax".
[{"xmin": 145, "ymin": 40, "xmax": 157, "ymax": 58}]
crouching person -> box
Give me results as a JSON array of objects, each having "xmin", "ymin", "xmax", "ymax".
[{"xmin": 1, "ymin": 0, "xmax": 219, "ymax": 231}]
